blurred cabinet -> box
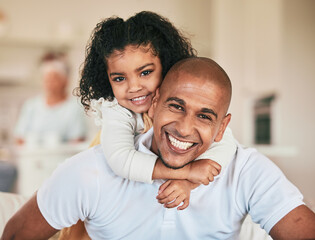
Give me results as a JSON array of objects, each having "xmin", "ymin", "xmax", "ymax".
[{"xmin": 15, "ymin": 143, "xmax": 88, "ymax": 197}]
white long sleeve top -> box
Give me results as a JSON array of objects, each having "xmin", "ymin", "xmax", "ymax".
[{"xmin": 91, "ymin": 98, "xmax": 237, "ymax": 183}]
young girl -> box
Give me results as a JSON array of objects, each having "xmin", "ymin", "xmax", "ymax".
[{"xmin": 76, "ymin": 11, "xmax": 236, "ymax": 210}]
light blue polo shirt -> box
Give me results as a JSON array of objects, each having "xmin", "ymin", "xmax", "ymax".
[{"xmin": 38, "ymin": 128, "xmax": 304, "ymax": 239}]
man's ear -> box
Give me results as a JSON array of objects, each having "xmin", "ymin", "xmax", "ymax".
[
  {"xmin": 214, "ymin": 114, "xmax": 231, "ymax": 142},
  {"xmin": 148, "ymin": 88, "xmax": 160, "ymax": 119}
]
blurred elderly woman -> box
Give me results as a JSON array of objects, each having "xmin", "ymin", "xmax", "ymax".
[{"xmin": 14, "ymin": 52, "xmax": 87, "ymax": 145}]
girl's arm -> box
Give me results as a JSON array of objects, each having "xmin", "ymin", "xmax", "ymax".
[
  {"xmin": 152, "ymin": 158, "xmax": 221, "ymax": 185},
  {"xmin": 93, "ymin": 99, "xmax": 158, "ymax": 183}
]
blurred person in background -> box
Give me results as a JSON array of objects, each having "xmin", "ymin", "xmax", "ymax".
[{"xmin": 14, "ymin": 52, "xmax": 87, "ymax": 146}]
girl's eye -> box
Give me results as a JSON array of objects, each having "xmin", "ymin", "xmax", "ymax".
[
  {"xmin": 141, "ymin": 70, "xmax": 152, "ymax": 76},
  {"xmin": 113, "ymin": 77, "xmax": 125, "ymax": 82}
]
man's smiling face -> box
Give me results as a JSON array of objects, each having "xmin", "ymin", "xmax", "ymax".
[{"xmin": 149, "ymin": 58, "xmax": 231, "ymax": 169}]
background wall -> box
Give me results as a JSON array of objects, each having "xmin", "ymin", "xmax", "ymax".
[
  {"xmin": 210, "ymin": 0, "xmax": 315, "ymax": 207},
  {"xmin": 0, "ymin": 0, "xmax": 314, "ymax": 205}
]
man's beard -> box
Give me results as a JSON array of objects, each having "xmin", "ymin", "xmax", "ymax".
[{"xmin": 158, "ymin": 150, "xmax": 191, "ymax": 170}]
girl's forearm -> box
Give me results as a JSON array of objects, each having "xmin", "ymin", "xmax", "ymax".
[{"xmin": 152, "ymin": 159, "xmax": 190, "ymax": 180}]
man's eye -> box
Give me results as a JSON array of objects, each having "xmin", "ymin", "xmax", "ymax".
[
  {"xmin": 113, "ymin": 77, "xmax": 125, "ymax": 82},
  {"xmin": 169, "ymin": 104, "xmax": 184, "ymax": 111},
  {"xmin": 198, "ymin": 114, "xmax": 212, "ymax": 121},
  {"xmin": 141, "ymin": 70, "xmax": 152, "ymax": 76}
]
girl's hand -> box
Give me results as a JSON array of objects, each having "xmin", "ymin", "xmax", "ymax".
[
  {"xmin": 156, "ymin": 180, "xmax": 199, "ymax": 210},
  {"xmin": 187, "ymin": 159, "xmax": 221, "ymax": 185}
]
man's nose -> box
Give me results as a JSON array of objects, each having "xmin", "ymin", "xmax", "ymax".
[
  {"xmin": 128, "ymin": 77, "xmax": 142, "ymax": 93},
  {"xmin": 176, "ymin": 115, "xmax": 196, "ymax": 138}
]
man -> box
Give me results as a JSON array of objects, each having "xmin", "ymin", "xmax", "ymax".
[
  {"xmin": 14, "ymin": 52, "xmax": 87, "ymax": 145},
  {"xmin": 2, "ymin": 57, "xmax": 315, "ymax": 239}
]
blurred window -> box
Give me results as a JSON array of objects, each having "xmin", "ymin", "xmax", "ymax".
[{"xmin": 254, "ymin": 95, "xmax": 275, "ymax": 144}]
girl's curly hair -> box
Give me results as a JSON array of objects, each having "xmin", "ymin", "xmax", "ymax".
[{"xmin": 75, "ymin": 11, "xmax": 196, "ymax": 111}]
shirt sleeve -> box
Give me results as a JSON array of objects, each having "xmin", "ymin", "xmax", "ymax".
[
  {"xmin": 99, "ymin": 103, "xmax": 157, "ymax": 183},
  {"xmin": 196, "ymin": 127, "xmax": 237, "ymax": 169},
  {"xmin": 37, "ymin": 150, "xmax": 100, "ymax": 229},
  {"xmin": 235, "ymin": 150, "xmax": 304, "ymax": 234}
]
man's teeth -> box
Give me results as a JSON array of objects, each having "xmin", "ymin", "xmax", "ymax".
[
  {"xmin": 168, "ymin": 135, "xmax": 193, "ymax": 150},
  {"xmin": 131, "ymin": 96, "xmax": 146, "ymax": 101}
]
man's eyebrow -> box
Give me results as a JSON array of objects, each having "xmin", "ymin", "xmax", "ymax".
[
  {"xmin": 201, "ymin": 108, "xmax": 218, "ymax": 119},
  {"xmin": 166, "ymin": 97, "xmax": 185, "ymax": 106}
]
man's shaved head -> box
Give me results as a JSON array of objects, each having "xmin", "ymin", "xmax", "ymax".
[{"xmin": 160, "ymin": 57, "xmax": 232, "ymax": 114}]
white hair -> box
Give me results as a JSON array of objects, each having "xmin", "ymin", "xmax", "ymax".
[{"xmin": 40, "ymin": 59, "xmax": 69, "ymax": 78}]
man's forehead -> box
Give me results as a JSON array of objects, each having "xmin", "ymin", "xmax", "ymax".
[
  {"xmin": 161, "ymin": 57, "xmax": 231, "ymax": 103},
  {"xmin": 162, "ymin": 70, "xmax": 204, "ymax": 89},
  {"xmin": 163, "ymin": 83, "xmax": 219, "ymax": 107},
  {"xmin": 161, "ymin": 72, "xmax": 214, "ymax": 97}
]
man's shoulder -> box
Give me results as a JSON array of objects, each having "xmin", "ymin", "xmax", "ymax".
[
  {"xmin": 234, "ymin": 143, "xmax": 267, "ymax": 164},
  {"xmin": 45, "ymin": 144, "xmax": 117, "ymax": 191},
  {"xmin": 227, "ymin": 143, "xmax": 285, "ymax": 187},
  {"xmin": 64, "ymin": 145, "xmax": 109, "ymax": 172},
  {"xmin": 227, "ymin": 143, "xmax": 278, "ymax": 178},
  {"xmin": 70, "ymin": 144, "xmax": 104, "ymax": 161}
]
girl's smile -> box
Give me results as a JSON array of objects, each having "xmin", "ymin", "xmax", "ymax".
[{"xmin": 130, "ymin": 94, "xmax": 151, "ymax": 105}]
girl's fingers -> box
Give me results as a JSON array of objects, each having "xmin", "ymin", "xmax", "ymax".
[
  {"xmin": 211, "ymin": 167, "xmax": 219, "ymax": 177},
  {"xmin": 202, "ymin": 179, "xmax": 210, "ymax": 185},
  {"xmin": 208, "ymin": 160, "xmax": 221, "ymax": 172},
  {"xmin": 177, "ymin": 199, "xmax": 189, "ymax": 211},
  {"xmin": 208, "ymin": 175, "xmax": 214, "ymax": 182},
  {"xmin": 157, "ymin": 182, "xmax": 173, "ymax": 200},
  {"xmin": 164, "ymin": 195, "xmax": 185, "ymax": 209},
  {"xmin": 157, "ymin": 180, "xmax": 191, "ymax": 210},
  {"xmin": 158, "ymin": 190, "xmax": 178, "ymax": 204},
  {"xmin": 158, "ymin": 180, "xmax": 171, "ymax": 195},
  {"xmin": 164, "ymin": 199, "xmax": 181, "ymax": 208}
]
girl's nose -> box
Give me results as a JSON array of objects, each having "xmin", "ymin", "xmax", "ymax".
[{"xmin": 128, "ymin": 77, "xmax": 142, "ymax": 93}]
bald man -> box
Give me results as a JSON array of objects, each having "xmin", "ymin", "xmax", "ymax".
[{"xmin": 2, "ymin": 57, "xmax": 315, "ymax": 240}]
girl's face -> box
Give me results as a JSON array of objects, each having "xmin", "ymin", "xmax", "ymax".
[{"xmin": 106, "ymin": 45, "xmax": 163, "ymax": 113}]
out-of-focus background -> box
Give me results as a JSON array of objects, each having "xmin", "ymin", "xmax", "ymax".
[{"xmin": 0, "ymin": 0, "xmax": 314, "ymax": 207}]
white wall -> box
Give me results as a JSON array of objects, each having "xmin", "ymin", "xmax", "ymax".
[
  {"xmin": 210, "ymin": 0, "xmax": 315, "ymax": 205},
  {"xmin": 279, "ymin": 0, "xmax": 315, "ymax": 206}
]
